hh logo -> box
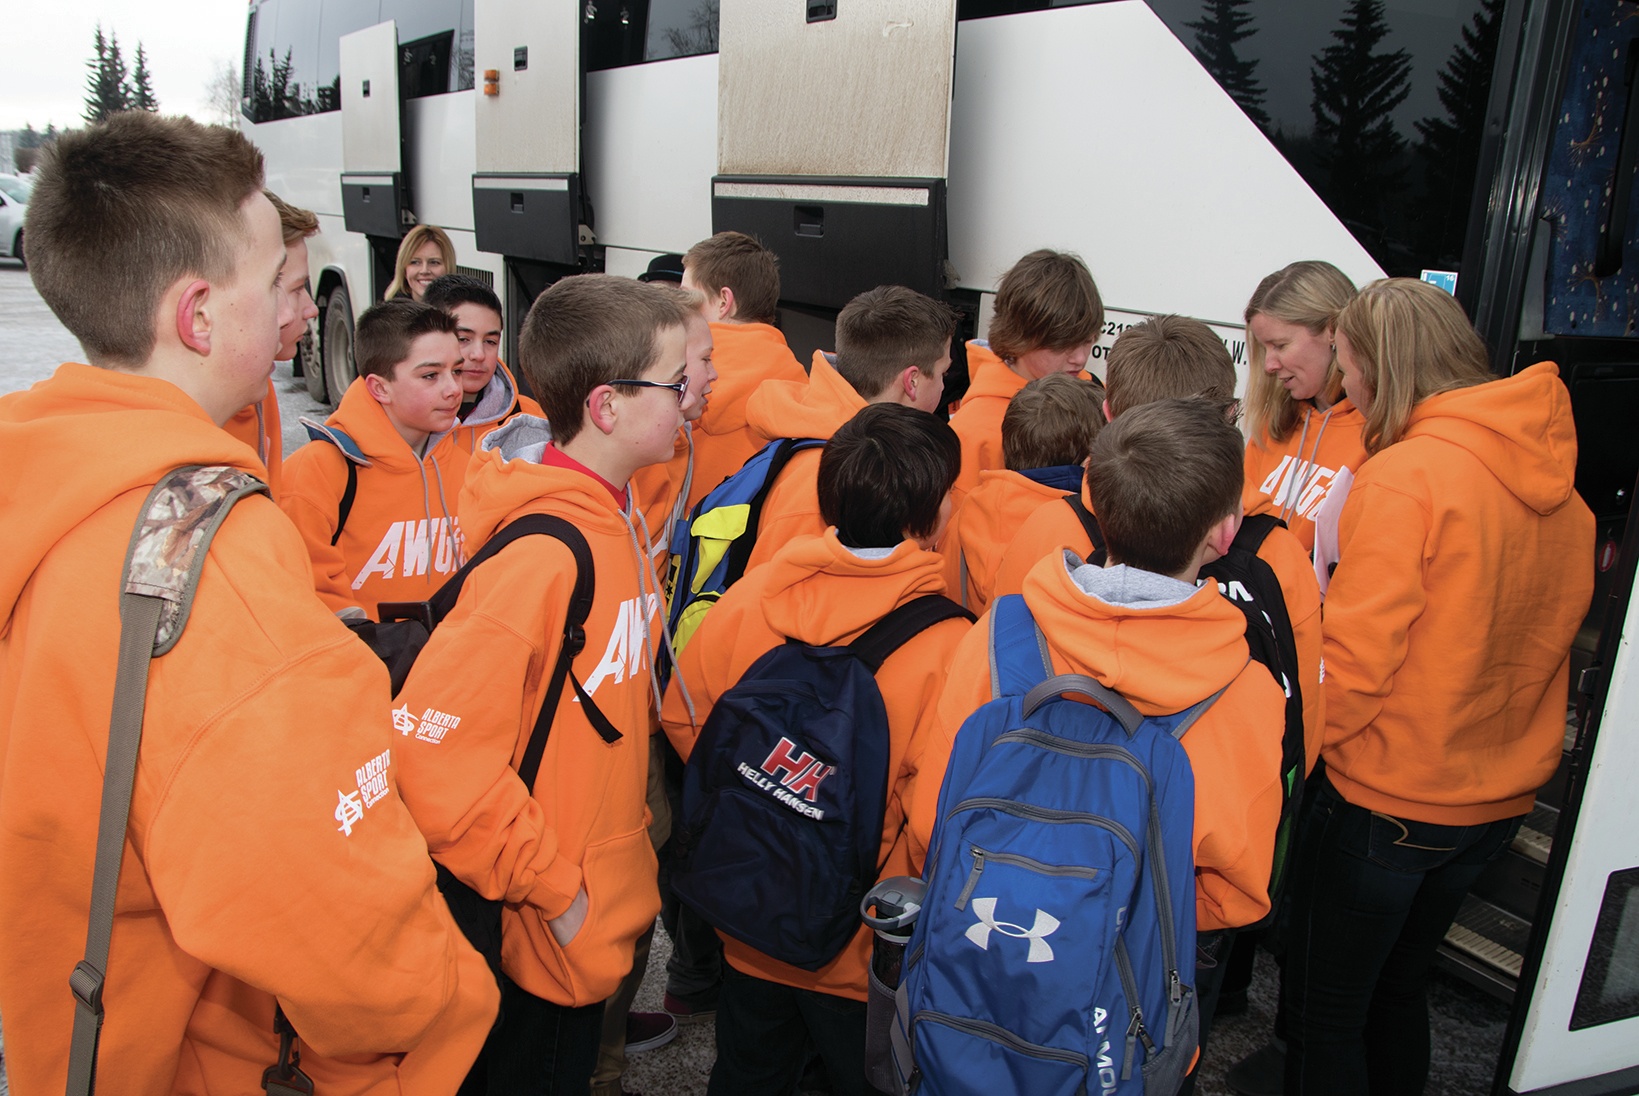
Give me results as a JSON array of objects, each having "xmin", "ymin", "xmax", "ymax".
[
  {"xmin": 965, "ymin": 897, "xmax": 1061, "ymax": 963},
  {"xmin": 353, "ymin": 518, "xmax": 465, "ymax": 590},
  {"xmin": 583, "ymin": 593, "xmax": 660, "ymax": 696},
  {"xmin": 760, "ymin": 737, "xmax": 834, "ymax": 803},
  {"xmin": 1258, "ymin": 456, "xmax": 1351, "ymax": 522}
]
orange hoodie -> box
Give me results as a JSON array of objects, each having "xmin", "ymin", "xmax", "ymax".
[
  {"xmin": 0, "ymin": 364, "xmax": 497, "ymax": 1095},
  {"xmin": 688, "ymin": 321, "xmax": 808, "ymax": 512},
  {"xmin": 223, "ymin": 375, "xmax": 284, "ymax": 498},
  {"xmin": 281, "ymin": 377, "xmax": 468, "ymax": 617},
  {"xmin": 942, "ymin": 468, "xmax": 1076, "ymax": 613},
  {"xmin": 1244, "ymin": 397, "xmax": 1369, "ymax": 553},
  {"xmin": 992, "ymin": 486, "xmax": 1324, "ymax": 771},
  {"xmin": 660, "ymin": 533, "xmax": 972, "ymax": 999},
  {"xmin": 740, "ymin": 350, "xmax": 870, "ymax": 570},
  {"xmin": 633, "ymin": 423, "xmax": 695, "ymax": 576},
  {"xmin": 947, "ymin": 341, "xmax": 1026, "ymax": 504},
  {"xmin": 394, "ymin": 415, "xmax": 664, "ymax": 1008},
  {"xmin": 910, "ymin": 553, "xmax": 1286, "ymax": 931},
  {"xmin": 450, "ymin": 360, "xmax": 544, "ymax": 458},
  {"xmin": 1322, "ymin": 363, "xmax": 1594, "ymax": 825}
]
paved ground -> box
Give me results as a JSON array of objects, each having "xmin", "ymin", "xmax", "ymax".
[{"xmin": 0, "ymin": 256, "xmax": 1511, "ymax": 1094}]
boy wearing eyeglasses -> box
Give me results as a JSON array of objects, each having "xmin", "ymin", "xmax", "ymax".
[{"xmin": 393, "ymin": 274, "xmax": 694, "ymax": 1093}]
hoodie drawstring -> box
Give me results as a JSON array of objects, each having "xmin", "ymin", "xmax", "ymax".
[
  {"xmin": 1279, "ymin": 405, "xmax": 1334, "ymax": 527},
  {"xmin": 624, "ymin": 502, "xmax": 697, "ymax": 732}
]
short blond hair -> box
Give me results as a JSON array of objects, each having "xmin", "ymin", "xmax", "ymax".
[
  {"xmin": 1002, "ymin": 374, "xmax": 1105, "ymax": 471},
  {"xmin": 1104, "ymin": 315, "xmax": 1235, "ymax": 419},
  {"xmin": 1243, "ymin": 261, "xmax": 1357, "ymax": 442},
  {"xmin": 1334, "ymin": 278, "xmax": 1492, "ymax": 455},
  {"xmin": 266, "ymin": 190, "xmax": 319, "ymax": 245}
]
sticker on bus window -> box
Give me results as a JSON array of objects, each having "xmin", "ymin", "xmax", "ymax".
[{"xmin": 1421, "ymin": 270, "xmax": 1458, "ymax": 295}]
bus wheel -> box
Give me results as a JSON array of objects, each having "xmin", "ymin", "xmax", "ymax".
[{"xmin": 318, "ymin": 285, "xmax": 356, "ymax": 405}]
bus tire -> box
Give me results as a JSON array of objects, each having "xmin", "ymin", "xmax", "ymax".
[{"xmin": 318, "ymin": 284, "xmax": 356, "ymax": 405}]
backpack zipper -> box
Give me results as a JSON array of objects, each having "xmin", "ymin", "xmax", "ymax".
[
  {"xmin": 954, "ymin": 847, "xmax": 1100, "ymax": 911},
  {"xmin": 913, "ymin": 1010, "xmax": 1091, "ymax": 1070},
  {"xmin": 948, "ymin": 797, "xmax": 1140, "ymax": 861},
  {"xmin": 1114, "ymin": 939, "xmax": 1156, "ymax": 1080}
]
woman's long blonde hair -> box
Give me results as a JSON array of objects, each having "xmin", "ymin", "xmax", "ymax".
[
  {"xmin": 1334, "ymin": 278, "xmax": 1492, "ymax": 454},
  {"xmin": 1243, "ymin": 260, "xmax": 1357, "ymax": 443},
  {"xmin": 384, "ymin": 224, "xmax": 456, "ymax": 301}
]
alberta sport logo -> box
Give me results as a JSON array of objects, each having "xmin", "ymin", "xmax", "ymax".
[{"xmin": 737, "ymin": 737, "xmax": 835, "ymax": 820}]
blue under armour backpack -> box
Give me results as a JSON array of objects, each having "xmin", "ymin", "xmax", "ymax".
[
  {"xmin": 670, "ymin": 594, "xmax": 972, "ymax": 971},
  {"xmin": 898, "ymin": 595, "xmax": 1219, "ymax": 1096}
]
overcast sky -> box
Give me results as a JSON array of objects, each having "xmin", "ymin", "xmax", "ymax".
[{"xmin": 2, "ymin": 2, "xmax": 247, "ymax": 132}]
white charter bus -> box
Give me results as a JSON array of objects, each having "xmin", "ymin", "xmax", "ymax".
[{"xmin": 241, "ymin": 2, "xmax": 1639, "ymax": 1092}]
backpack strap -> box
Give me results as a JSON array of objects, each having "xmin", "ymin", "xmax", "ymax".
[
  {"xmin": 300, "ymin": 419, "xmax": 370, "ymax": 546},
  {"xmin": 986, "ymin": 595, "xmax": 1055, "ymax": 700},
  {"xmin": 848, "ymin": 595, "xmax": 975, "ymax": 673},
  {"xmin": 1170, "ymin": 673, "xmax": 1238, "ymax": 740},
  {"xmin": 1234, "ymin": 513, "xmax": 1283, "ymax": 554},
  {"xmin": 68, "ymin": 467, "xmax": 268, "ymax": 1096},
  {"xmin": 1064, "ymin": 492, "xmax": 1106, "ymax": 565},
  {"xmin": 715, "ymin": 437, "xmax": 826, "ymax": 589},
  {"xmin": 1021, "ymin": 674, "xmax": 1145, "ymax": 734}
]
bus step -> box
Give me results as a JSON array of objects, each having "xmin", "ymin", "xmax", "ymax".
[
  {"xmin": 1444, "ymin": 895, "xmax": 1529, "ymax": 981},
  {"xmin": 1513, "ymin": 801, "xmax": 1558, "ymax": 866}
]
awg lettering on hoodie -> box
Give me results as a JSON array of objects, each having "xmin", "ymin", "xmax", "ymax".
[
  {"xmin": 281, "ymin": 377, "xmax": 468, "ymax": 617},
  {"xmin": 0, "ymin": 364, "xmax": 497, "ymax": 1095},
  {"xmin": 1243, "ymin": 397, "xmax": 1368, "ymax": 554}
]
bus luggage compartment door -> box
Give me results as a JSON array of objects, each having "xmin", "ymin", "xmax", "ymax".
[
  {"xmin": 713, "ymin": 0, "xmax": 957, "ymax": 309},
  {"xmin": 339, "ymin": 21, "xmax": 408, "ymax": 240},
  {"xmin": 471, "ymin": 0, "xmax": 583, "ymax": 266}
]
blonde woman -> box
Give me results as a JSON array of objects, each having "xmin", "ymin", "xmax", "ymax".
[
  {"xmin": 384, "ymin": 223, "xmax": 455, "ymax": 302},
  {"xmin": 1282, "ymin": 279, "xmax": 1593, "ymax": 1095},
  {"xmin": 1241, "ymin": 261, "xmax": 1364, "ymax": 553}
]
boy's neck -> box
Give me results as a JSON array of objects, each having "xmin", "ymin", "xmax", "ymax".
[
  {"xmin": 555, "ymin": 433, "xmax": 634, "ymax": 495},
  {"xmin": 383, "ymin": 411, "xmax": 431, "ymax": 456}
]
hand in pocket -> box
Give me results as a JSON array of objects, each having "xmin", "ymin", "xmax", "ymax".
[{"xmin": 549, "ymin": 887, "xmax": 588, "ymax": 947}]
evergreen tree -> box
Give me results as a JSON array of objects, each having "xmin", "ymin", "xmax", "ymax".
[
  {"xmin": 1414, "ymin": 0, "xmax": 1504, "ymax": 263},
  {"xmin": 19, "ymin": 123, "xmax": 39, "ymax": 150},
  {"xmin": 130, "ymin": 43, "xmax": 160, "ymax": 113},
  {"xmin": 83, "ymin": 25, "xmax": 129, "ymax": 124},
  {"xmin": 1309, "ymin": 0, "xmax": 1413, "ymax": 229},
  {"xmin": 1187, "ymin": 0, "xmax": 1270, "ymax": 130}
]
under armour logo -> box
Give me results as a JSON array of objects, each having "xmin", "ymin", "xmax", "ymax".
[{"xmin": 965, "ymin": 897, "xmax": 1061, "ymax": 963}]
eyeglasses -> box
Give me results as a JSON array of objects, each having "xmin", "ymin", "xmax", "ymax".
[{"xmin": 608, "ymin": 375, "xmax": 690, "ymax": 405}]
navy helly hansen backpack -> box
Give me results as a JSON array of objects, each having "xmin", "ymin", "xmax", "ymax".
[
  {"xmin": 671, "ymin": 594, "xmax": 974, "ymax": 970},
  {"xmin": 1067, "ymin": 496, "xmax": 1306, "ymax": 919},
  {"xmin": 899, "ymin": 595, "xmax": 1224, "ymax": 1096}
]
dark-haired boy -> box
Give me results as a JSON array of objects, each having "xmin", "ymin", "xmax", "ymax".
[
  {"xmin": 680, "ymin": 231, "xmax": 808, "ymax": 510},
  {"xmin": 393, "ymin": 274, "xmax": 692, "ymax": 1093},
  {"xmin": 912, "ymin": 397, "xmax": 1285, "ymax": 933},
  {"xmin": 741, "ymin": 283, "xmax": 957, "ymax": 570},
  {"xmin": 941, "ymin": 373, "xmax": 1104, "ymax": 612},
  {"xmin": 0, "ymin": 110, "xmax": 495, "ymax": 1094},
  {"xmin": 423, "ymin": 273, "xmax": 545, "ymax": 455},
  {"xmin": 282, "ymin": 299, "xmax": 467, "ymax": 617},
  {"xmin": 662, "ymin": 403, "xmax": 973, "ymax": 1096}
]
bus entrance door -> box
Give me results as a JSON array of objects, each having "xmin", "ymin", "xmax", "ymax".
[
  {"xmin": 339, "ymin": 20, "xmax": 409, "ymax": 303},
  {"xmin": 712, "ymin": 0, "xmax": 958, "ymax": 361}
]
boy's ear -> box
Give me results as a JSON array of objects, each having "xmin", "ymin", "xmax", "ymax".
[
  {"xmin": 585, "ymin": 383, "xmax": 621, "ymax": 436},
  {"xmin": 1202, "ymin": 510, "xmax": 1241, "ymax": 564},
  {"xmin": 363, "ymin": 371, "xmax": 391, "ymax": 404},
  {"xmin": 897, "ymin": 364, "xmax": 924, "ymax": 406},
  {"xmin": 713, "ymin": 285, "xmax": 737, "ymax": 322},
  {"xmin": 174, "ymin": 279, "xmax": 213, "ymax": 357},
  {"xmin": 1101, "ymin": 397, "xmax": 1114, "ymax": 422}
]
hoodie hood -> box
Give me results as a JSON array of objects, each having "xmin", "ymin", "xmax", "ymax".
[
  {"xmin": 462, "ymin": 360, "xmax": 522, "ymax": 431},
  {"xmin": 760, "ymin": 533, "xmax": 947, "ymax": 647},
  {"xmin": 698, "ymin": 322, "xmax": 806, "ymax": 437},
  {"xmin": 1399, "ymin": 362, "xmax": 1578, "ymax": 516},
  {"xmin": 962, "ymin": 340, "xmax": 1028, "ymax": 403},
  {"xmin": 325, "ymin": 375, "xmax": 456, "ymax": 471},
  {"xmin": 747, "ymin": 351, "xmax": 865, "ymax": 444},
  {"xmin": 0, "ymin": 364, "xmax": 267, "ymax": 625},
  {"xmin": 1020, "ymin": 551, "xmax": 1249, "ymax": 715},
  {"xmin": 461, "ymin": 415, "xmax": 632, "ymax": 546}
]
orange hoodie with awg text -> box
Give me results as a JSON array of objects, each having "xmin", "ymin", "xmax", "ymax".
[
  {"xmin": 0, "ymin": 364, "xmax": 497, "ymax": 1095},
  {"xmin": 281, "ymin": 377, "xmax": 468, "ymax": 617},
  {"xmin": 1321, "ymin": 363, "xmax": 1594, "ymax": 825},
  {"xmin": 660, "ymin": 533, "xmax": 972, "ymax": 1000},
  {"xmin": 1243, "ymin": 397, "xmax": 1368, "ymax": 554},
  {"xmin": 393, "ymin": 415, "xmax": 664, "ymax": 1008},
  {"xmin": 910, "ymin": 553, "xmax": 1287, "ymax": 932}
]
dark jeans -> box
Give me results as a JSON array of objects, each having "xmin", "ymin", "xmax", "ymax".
[
  {"xmin": 1282, "ymin": 775, "xmax": 1520, "ymax": 1096},
  {"xmin": 482, "ymin": 974, "xmax": 606, "ymax": 1096},
  {"xmin": 707, "ymin": 963, "xmax": 885, "ymax": 1096},
  {"xmin": 1178, "ymin": 929, "xmax": 1236, "ymax": 1096}
]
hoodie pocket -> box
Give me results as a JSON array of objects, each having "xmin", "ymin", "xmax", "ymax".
[{"xmin": 557, "ymin": 825, "xmax": 660, "ymax": 1005}]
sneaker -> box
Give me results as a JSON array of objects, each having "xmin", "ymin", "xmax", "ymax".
[
  {"xmin": 662, "ymin": 990, "xmax": 717, "ymax": 1024},
  {"xmin": 624, "ymin": 1011, "xmax": 678, "ymax": 1055},
  {"xmin": 1225, "ymin": 1039, "xmax": 1286, "ymax": 1096}
]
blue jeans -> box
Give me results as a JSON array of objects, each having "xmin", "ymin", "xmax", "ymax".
[{"xmin": 1282, "ymin": 774, "xmax": 1520, "ymax": 1096}]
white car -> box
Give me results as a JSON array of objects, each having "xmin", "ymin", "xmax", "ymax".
[{"xmin": 0, "ymin": 174, "xmax": 29, "ymax": 267}]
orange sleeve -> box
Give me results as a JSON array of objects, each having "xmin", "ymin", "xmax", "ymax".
[
  {"xmin": 393, "ymin": 538, "xmax": 585, "ymax": 920},
  {"xmin": 278, "ymin": 441, "xmax": 365, "ymax": 615},
  {"xmin": 1256, "ymin": 525, "xmax": 1326, "ymax": 773},
  {"xmin": 746, "ymin": 456, "xmax": 826, "ymax": 571}
]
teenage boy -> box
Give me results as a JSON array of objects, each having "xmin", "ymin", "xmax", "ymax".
[
  {"xmin": 912, "ymin": 397, "xmax": 1286, "ymax": 932},
  {"xmin": 393, "ymin": 274, "xmax": 691, "ymax": 1093},
  {"xmin": 0, "ymin": 110, "xmax": 495, "ymax": 1094},
  {"xmin": 423, "ymin": 273, "xmax": 545, "ymax": 454},
  {"xmin": 661, "ymin": 404, "xmax": 973, "ymax": 1096},
  {"xmin": 740, "ymin": 284, "xmax": 957, "ymax": 569},
  {"xmin": 680, "ymin": 231, "xmax": 808, "ymax": 509},
  {"xmin": 941, "ymin": 373, "xmax": 1104, "ymax": 612},
  {"xmin": 281, "ymin": 299, "xmax": 466, "ymax": 617},
  {"xmin": 224, "ymin": 189, "xmax": 319, "ymax": 498},
  {"xmin": 992, "ymin": 315, "xmax": 1323, "ymax": 772},
  {"xmin": 633, "ymin": 285, "xmax": 718, "ymax": 570},
  {"xmin": 947, "ymin": 249, "xmax": 1103, "ymax": 502}
]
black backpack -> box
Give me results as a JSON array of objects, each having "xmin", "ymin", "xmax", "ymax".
[{"xmin": 1064, "ymin": 495, "xmax": 1306, "ymax": 917}]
